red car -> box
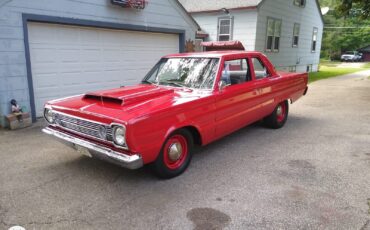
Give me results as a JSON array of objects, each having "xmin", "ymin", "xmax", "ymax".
[{"xmin": 43, "ymin": 51, "xmax": 308, "ymax": 178}]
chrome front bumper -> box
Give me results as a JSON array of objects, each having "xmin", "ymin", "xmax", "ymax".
[{"xmin": 42, "ymin": 127, "xmax": 143, "ymax": 170}]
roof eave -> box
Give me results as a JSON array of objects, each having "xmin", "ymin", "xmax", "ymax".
[
  {"xmin": 315, "ymin": 0, "xmax": 324, "ymax": 24},
  {"xmin": 188, "ymin": 6, "xmax": 258, "ymax": 14},
  {"xmin": 174, "ymin": 0, "xmax": 201, "ymax": 30},
  {"xmin": 256, "ymin": 0, "xmax": 324, "ymax": 24}
]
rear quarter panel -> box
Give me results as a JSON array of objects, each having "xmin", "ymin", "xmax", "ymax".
[{"xmin": 275, "ymin": 71, "xmax": 308, "ymax": 103}]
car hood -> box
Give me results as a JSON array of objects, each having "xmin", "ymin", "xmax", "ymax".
[{"xmin": 47, "ymin": 84, "xmax": 212, "ymax": 124}]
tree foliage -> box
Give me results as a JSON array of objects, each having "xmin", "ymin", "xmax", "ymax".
[
  {"xmin": 319, "ymin": 0, "xmax": 370, "ymax": 60},
  {"xmin": 336, "ymin": 0, "xmax": 369, "ymax": 20}
]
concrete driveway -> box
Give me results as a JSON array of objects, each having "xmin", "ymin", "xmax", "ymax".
[
  {"xmin": 1, "ymin": 70, "xmax": 370, "ymax": 230},
  {"xmin": 335, "ymin": 62, "xmax": 368, "ymax": 68}
]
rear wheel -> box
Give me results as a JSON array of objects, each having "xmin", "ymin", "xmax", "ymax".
[
  {"xmin": 263, "ymin": 100, "xmax": 289, "ymax": 129},
  {"xmin": 152, "ymin": 129, "xmax": 193, "ymax": 179}
]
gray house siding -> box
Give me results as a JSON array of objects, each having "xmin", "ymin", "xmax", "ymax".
[
  {"xmin": 255, "ymin": 0, "xmax": 323, "ymax": 72},
  {"xmin": 192, "ymin": 9, "xmax": 258, "ymax": 51},
  {"xmin": 184, "ymin": 0, "xmax": 323, "ymax": 73},
  {"xmin": 0, "ymin": 0, "xmax": 198, "ymax": 127}
]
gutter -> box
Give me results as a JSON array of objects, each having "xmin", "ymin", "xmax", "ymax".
[{"xmin": 187, "ymin": 6, "xmax": 258, "ymax": 14}]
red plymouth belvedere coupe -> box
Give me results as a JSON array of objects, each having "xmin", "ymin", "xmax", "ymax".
[{"xmin": 43, "ymin": 51, "xmax": 308, "ymax": 178}]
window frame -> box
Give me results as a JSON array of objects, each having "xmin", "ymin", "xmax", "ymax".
[
  {"xmin": 311, "ymin": 27, "xmax": 318, "ymax": 52},
  {"xmin": 217, "ymin": 17, "xmax": 233, "ymax": 41},
  {"xmin": 265, "ymin": 17, "xmax": 282, "ymax": 53},
  {"xmin": 293, "ymin": 0, "xmax": 306, "ymax": 7},
  {"xmin": 292, "ymin": 23, "xmax": 300, "ymax": 48}
]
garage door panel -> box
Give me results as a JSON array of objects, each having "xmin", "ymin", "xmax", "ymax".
[
  {"xmin": 80, "ymin": 51, "xmax": 101, "ymax": 62},
  {"xmin": 29, "ymin": 22, "xmax": 179, "ymax": 117},
  {"xmin": 80, "ymin": 30, "xmax": 100, "ymax": 44},
  {"xmin": 80, "ymin": 64, "xmax": 102, "ymax": 73},
  {"xmin": 35, "ymin": 86, "xmax": 59, "ymax": 99},
  {"xmin": 33, "ymin": 74, "xmax": 59, "ymax": 88},
  {"xmin": 58, "ymin": 63, "xmax": 84, "ymax": 73},
  {"xmin": 30, "ymin": 48, "xmax": 57, "ymax": 63},
  {"xmin": 29, "ymin": 26, "xmax": 56, "ymax": 43},
  {"xmin": 58, "ymin": 49, "xmax": 81, "ymax": 62},
  {"xmin": 57, "ymin": 27, "xmax": 80, "ymax": 43},
  {"xmin": 32, "ymin": 63, "xmax": 59, "ymax": 75}
]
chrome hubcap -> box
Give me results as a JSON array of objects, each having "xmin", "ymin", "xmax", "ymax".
[
  {"xmin": 168, "ymin": 142, "xmax": 182, "ymax": 161},
  {"xmin": 276, "ymin": 105, "xmax": 282, "ymax": 116}
]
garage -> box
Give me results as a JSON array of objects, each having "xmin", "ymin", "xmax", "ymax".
[
  {"xmin": 0, "ymin": 0, "xmax": 199, "ymax": 127},
  {"xmin": 28, "ymin": 22, "xmax": 179, "ymax": 117}
]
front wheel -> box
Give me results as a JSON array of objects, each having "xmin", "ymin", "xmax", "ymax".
[
  {"xmin": 263, "ymin": 100, "xmax": 289, "ymax": 129},
  {"xmin": 152, "ymin": 129, "xmax": 193, "ymax": 179}
]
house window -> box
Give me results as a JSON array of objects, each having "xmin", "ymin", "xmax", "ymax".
[
  {"xmin": 266, "ymin": 18, "xmax": 282, "ymax": 52},
  {"xmin": 292, "ymin": 23, "xmax": 300, "ymax": 47},
  {"xmin": 306, "ymin": 65, "xmax": 312, "ymax": 72},
  {"xmin": 294, "ymin": 0, "xmax": 306, "ymax": 7},
  {"xmin": 218, "ymin": 17, "xmax": 233, "ymax": 41},
  {"xmin": 289, "ymin": 66, "xmax": 297, "ymax": 72},
  {"xmin": 312, "ymin": 27, "xmax": 318, "ymax": 52}
]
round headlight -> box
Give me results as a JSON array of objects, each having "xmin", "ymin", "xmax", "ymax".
[
  {"xmin": 113, "ymin": 126, "xmax": 126, "ymax": 146},
  {"xmin": 44, "ymin": 108, "xmax": 54, "ymax": 123}
]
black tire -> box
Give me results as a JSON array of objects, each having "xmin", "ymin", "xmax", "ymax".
[
  {"xmin": 152, "ymin": 129, "xmax": 193, "ymax": 179},
  {"xmin": 263, "ymin": 100, "xmax": 289, "ymax": 129}
]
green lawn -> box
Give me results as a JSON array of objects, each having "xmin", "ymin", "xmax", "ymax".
[
  {"xmin": 363, "ymin": 62, "xmax": 370, "ymax": 69},
  {"xmin": 308, "ymin": 61, "xmax": 370, "ymax": 83}
]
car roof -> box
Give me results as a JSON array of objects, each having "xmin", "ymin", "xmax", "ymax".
[{"xmin": 163, "ymin": 51, "xmax": 262, "ymax": 59}]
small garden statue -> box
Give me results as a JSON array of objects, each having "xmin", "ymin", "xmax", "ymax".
[{"xmin": 10, "ymin": 99, "xmax": 23, "ymax": 122}]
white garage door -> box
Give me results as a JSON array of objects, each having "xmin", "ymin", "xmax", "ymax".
[{"xmin": 28, "ymin": 22, "xmax": 179, "ymax": 117}]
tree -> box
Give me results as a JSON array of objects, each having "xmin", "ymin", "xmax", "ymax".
[
  {"xmin": 336, "ymin": 0, "xmax": 369, "ymax": 19},
  {"xmin": 319, "ymin": 0, "xmax": 370, "ymax": 60}
]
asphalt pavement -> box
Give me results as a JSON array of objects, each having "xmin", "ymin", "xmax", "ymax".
[{"xmin": 1, "ymin": 70, "xmax": 370, "ymax": 230}]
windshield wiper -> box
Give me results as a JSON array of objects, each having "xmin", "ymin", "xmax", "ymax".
[
  {"xmin": 142, "ymin": 80, "xmax": 155, "ymax": 85},
  {"xmin": 160, "ymin": 81, "xmax": 185, "ymax": 88}
]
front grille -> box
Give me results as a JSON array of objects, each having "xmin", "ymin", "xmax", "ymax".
[{"xmin": 54, "ymin": 113, "xmax": 113, "ymax": 142}]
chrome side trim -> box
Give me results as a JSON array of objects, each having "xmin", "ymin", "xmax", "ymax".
[{"xmin": 42, "ymin": 127, "xmax": 143, "ymax": 170}]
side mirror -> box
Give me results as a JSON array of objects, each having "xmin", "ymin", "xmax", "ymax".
[{"xmin": 218, "ymin": 80, "xmax": 228, "ymax": 92}]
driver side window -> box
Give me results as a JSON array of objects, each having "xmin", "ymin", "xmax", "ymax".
[
  {"xmin": 252, "ymin": 58, "xmax": 269, "ymax": 80},
  {"xmin": 221, "ymin": 59, "xmax": 251, "ymax": 86}
]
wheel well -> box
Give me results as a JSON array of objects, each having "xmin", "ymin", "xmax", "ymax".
[{"xmin": 182, "ymin": 126, "xmax": 202, "ymax": 146}]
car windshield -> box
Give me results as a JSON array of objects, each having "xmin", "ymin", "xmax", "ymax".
[
  {"xmin": 345, "ymin": 51, "xmax": 355, "ymax": 54},
  {"xmin": 143, "ymin": 58, "xmax": 220, "ymax": 90}
]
